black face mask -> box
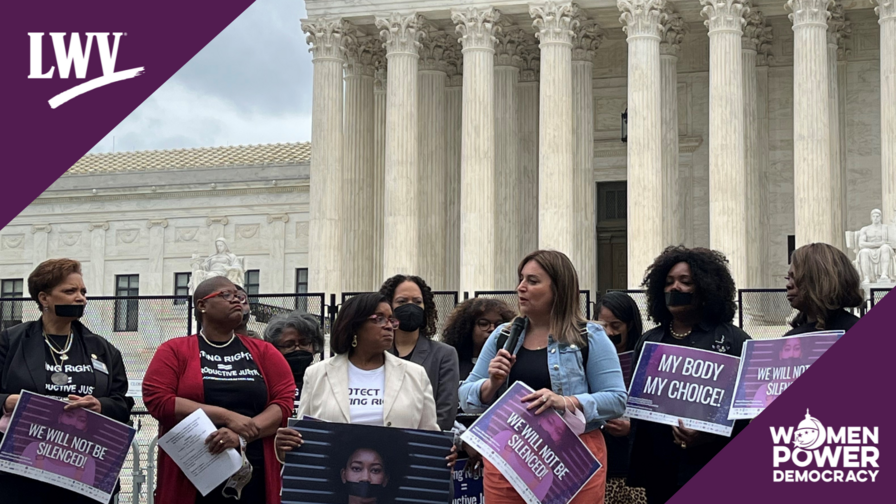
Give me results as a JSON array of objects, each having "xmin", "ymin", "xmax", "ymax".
[
  {"xmin": 393, "ymin": 304, "xmax": 425, "ymax": 332},
  {"xmin": 345, "ymin": 481, "xmax": 387, "ymax": 499},
  {"xmin": 284, "ymin": 350, "xmax": 315, "ymax": 384},
  {"xmin": 665, "ymin": 291, "xmax": 695, "ymax": 308},
  {"xmin": 607, "ymin": 333, "xmax": 623, "ymax": 346},
  {"xmin": 54, "ymin": 304, "xmax": 85, "ymax": 318}
]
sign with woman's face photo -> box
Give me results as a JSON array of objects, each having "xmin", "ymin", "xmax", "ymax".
[{"xmin": 281, "ymin": 420, "xmax": 453, "ymax": 504}]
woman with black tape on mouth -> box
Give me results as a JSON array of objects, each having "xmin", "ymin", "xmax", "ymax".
[
  {"xmin": 0, "ymin": 258, "xmax": 133, "ymax": 504},
  {"xmin": 628, "ymin": 246, "xmax": 751, "ymax": 504}
]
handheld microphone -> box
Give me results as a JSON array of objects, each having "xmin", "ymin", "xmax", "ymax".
[{"xmin": 504, "ymin": 317, "xmax": 529, "ymax": 356}]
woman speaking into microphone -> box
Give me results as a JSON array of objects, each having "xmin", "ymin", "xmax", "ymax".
[{"xmin": 458, "ymin": 250, "xmax": 626, "ymax": 504}]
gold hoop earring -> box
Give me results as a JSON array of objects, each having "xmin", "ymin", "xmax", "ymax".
[{"xmin": 352, "ymin": 335, "xmax": 358, "ymax": 348}]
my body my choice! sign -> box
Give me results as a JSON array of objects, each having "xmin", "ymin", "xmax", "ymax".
[{"xmin": 626, "ymin": 342, "xmax": 740, "ymax": 436}]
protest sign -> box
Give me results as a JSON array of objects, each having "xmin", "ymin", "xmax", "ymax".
[
  {"xmin": 728, "ymin": 331, "xmax": 843, "ymax": 419},
  {"xmin": 281, "ymin": 420, "xmax": 453, "ymax": 504},
  {"xmin": 626, "ymin": 342, "xmax": 740, "ymax": 436},
  {"xmin": 460, "ymin": 382, "xmax": 601, "ymax": 504},
  {"xmin": 453, "ymin": 459, "xmax": 484, "ymax": 504},
  {"xmin": 0, "ymin": 390, "xmax": 135, "ymax": 503}
]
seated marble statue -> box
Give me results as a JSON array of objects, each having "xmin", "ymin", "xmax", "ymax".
[
  {"xmin": 189, "ymin": 238, "xmax": 245, "ymax": 292},
  {"xmin": 856, "ymin": 209, "xmax": 893, "ymax": 283}
]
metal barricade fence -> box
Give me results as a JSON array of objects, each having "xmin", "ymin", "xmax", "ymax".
[
  {"xmin": 870, "ymin": 288, "xmax": 892, "ymax": 308},
  {"xmin": 738, "ymin": 289, "xmax": 795, "ymax": 340}
]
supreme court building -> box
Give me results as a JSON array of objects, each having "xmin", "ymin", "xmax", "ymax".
[{"xmin": 1, "ymin": 0, "xmax": 893, "ymax": 302}]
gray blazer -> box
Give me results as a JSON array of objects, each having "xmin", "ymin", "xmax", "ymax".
[{"xmin": 405, "ymin": 337, "xmax": 459, "ymax": 431}]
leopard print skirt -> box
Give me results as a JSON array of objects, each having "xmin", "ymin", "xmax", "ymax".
[{"xmin": 606, "ymin": 477, "xmax": 647, "ymax": 504}]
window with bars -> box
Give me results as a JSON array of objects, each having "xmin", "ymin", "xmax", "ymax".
[
  {"xmin": 1, "ymin": 279, "xmax": 24, "ymax": 329},
  {"xmin": 245, "ymin": 270, "xmax": 260, "ymax": 299},
  {"xmin": 597, "ymin": 182, "xmax": 627, "ymax": 223},
  {"xmin": 174, "ymin": 272, "xmax": 191, "ymax": 305},
  {"xmin": 295, "ymin": 268, "xmax": 309, "ymax": 312},
  {"xmin": 114, "ymin": 275, "xmax": 139, "ymax": 332}
]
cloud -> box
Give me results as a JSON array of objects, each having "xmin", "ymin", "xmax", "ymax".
[{"xmin": 91, "ymin": 0, "xmax": 313, "ymax": 153}]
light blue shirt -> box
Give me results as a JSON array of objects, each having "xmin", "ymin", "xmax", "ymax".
[{"xmin": 458, "ymin": 321, "xmax": 627, "ymax": 432}]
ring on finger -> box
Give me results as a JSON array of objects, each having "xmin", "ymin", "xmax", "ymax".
[{"xmin": 542, "ymin": 395, "xmax": 548, "ymax": 403}]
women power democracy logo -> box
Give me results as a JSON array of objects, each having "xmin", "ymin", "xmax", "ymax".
[
  {"xmin": 771, "ymin": 409, "xmax": 880, "ymax": 483},
  {"xmin": 27, "ymin": 32, "xmax": 144, "ymax": 109}
]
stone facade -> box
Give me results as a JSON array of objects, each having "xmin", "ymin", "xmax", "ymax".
[{"xmin": 1, "ymin": 2, "xmax": 891, "ymax": 298}]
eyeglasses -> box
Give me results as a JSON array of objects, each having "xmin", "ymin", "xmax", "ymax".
[
  {"xmin": 201, "ymin": 290, "xmax": 248, "ymax": 304},
  {"xmin": 368, "ymin": 314, "xmax": 400, "ymax": 329},
  {"xmin": 475, "ymin": 319, "xmax": 502, "ymax": 331},
  {"xmin": 276, "ymin": 340, "xmax": 314, "ymax": 353}
]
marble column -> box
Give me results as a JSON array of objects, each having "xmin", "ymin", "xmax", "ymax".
[
  {"xmin": 268, "ymin": 214, "xmax": 289, "ymax": 293},
  {"xmin": 758, "ymin": 29, "xmax": 773, "ymax": 286},
  {"xmin": 376, "ymin": 13, "xmax": 424, "ymax": 278},
  {"xmin": 743, "ymin": 10, "xmax": 764, "ymax": 288},
  {"xmin": 518, "ymin": 38, "xmax": 540, "ymax": 261},
  {"xmin": 88, "ymin": 222, "xmax": 108, "ymax": 294},
  {"xmin": 301, "ymin": 17, "xmax": 345, "ymax": 295},
  {"xmin": 452, "ymin": 7, "xmax": 500, "ymax": 294},
  {"xmin": 494, "ymin": 20, "xmax": 524, "ymax": 289},
  {"xmin": 343, "ymin": 31, "xmax": 377, "ymax": 292},
  {"xmin": 701, "ymin": 0, "xmax": 748, "ymax": 288},
  {"xmin": 874, "ymin": 0, "xmax": 896, "ymax": 226},
  {"xmin": 660, "ymin": 9, "xmax": 687, "ymax": 249},
  {"xmin": 445, "ymin": 44, "xmax": 463, "ymax": 291},
  {"xmin": 836, "ymin": 27, "xmax": 850, "ymax": 242},
  {"xmin": 146, "ymin": 219, "xmax": 168, "ymax": 295},
  {"xmin": 572, "ymin": 15, "xmax": 603, "ymax": 296},
  {"xmin": 532, "ymin": 2, "xmax": 576, "ymax": 256},
  {"xmin": 787, "ymin": 0, "xmax": 834, "ymax": 247},
  {"xmin": 618, "ymin": 0, "xmax": 666, "ymax": 288},
  {"xmin": 828, "ymin": 4, "xmax": 849, "ymax": 250},
  {"xmin": 373, "ymin": 53, "xmax": 387, "ymax": 286},
  {"xmin": 418, "ymin": 23, "xmax": 450, "ymax": 290}
]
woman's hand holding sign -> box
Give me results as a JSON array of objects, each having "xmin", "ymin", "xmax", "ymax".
[
  {"xmin": 64, "ymin": 394, "xmax": 102, "ymax": 413},
  {"xmin": 275, "ymin": 427, "xmax": 303, "ymax": 463},
  {"xmin": 672, "ymin": 419, "xmax": 708, "ymax": 449}
]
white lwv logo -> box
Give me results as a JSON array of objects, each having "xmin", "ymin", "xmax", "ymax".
[{"xmin": 28, "ymin": 32, "xmax": 145, "ymax": 109}]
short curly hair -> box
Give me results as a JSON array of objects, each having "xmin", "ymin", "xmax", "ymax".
[
  {"xmin": 641, "ymin": 246, "xmax": 737, "ymax": 326},
  {"xmin": 378, "ymin": 274, "xmax": 438, "ymax": 338},
  {"xmin": 442, "ymin": 298, "xmax": 516, "ymax": 362},
  {"xmin": 28, "ymin": 258, "xmax": 82, "ymax": 309}
]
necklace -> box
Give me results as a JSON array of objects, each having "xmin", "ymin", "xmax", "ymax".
[
  {"xmin": 44, "ymin": 331, "xmax": 73, "ymax": 385},
  {"xmin": 200, "ymin": 329, "xmax": 235, "ymax": 348},
  {"xmin": 669, "ymin": 325, "xmax": 692, "ymax": 340},
  {"xmin": 44, "ymin": 331, "xmax": 73, "ymax": 361}
]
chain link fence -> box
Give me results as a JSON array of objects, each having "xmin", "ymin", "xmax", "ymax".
[{"xmin": 870, "ymin": 288, "xmax": 892, "ymax": 308}]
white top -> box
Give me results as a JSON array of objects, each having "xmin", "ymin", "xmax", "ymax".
[{"xmin": 347, "ymin": 361, "xmax": 386, "ymax": 426}]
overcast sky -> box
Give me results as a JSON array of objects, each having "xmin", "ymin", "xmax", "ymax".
[{"xmin": 90, "ymin": 0, "xmax": 313, "ymax": 154}]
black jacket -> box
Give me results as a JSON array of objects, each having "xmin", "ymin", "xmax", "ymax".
[{"xmin": 0, "ymin": 319, "xmax": 133, "ymax": 425}]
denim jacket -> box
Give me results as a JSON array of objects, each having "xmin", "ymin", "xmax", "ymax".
[{"xmin": 458, "ymin": 321, "xmax": 627, "ymax": 432}]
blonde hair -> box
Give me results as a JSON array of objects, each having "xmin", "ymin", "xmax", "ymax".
[{"xmin": 517, "ymin": 250, "xmax": 587, "ymax": 347}]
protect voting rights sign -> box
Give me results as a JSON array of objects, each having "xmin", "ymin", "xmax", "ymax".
[
  {"xmin": 460, "ymin": 382, "xmax": 602, "ymax": 504},
  {"xmin": 626, "ymin": 342, "xmax": 740, "ymax": 436},
  {"xmin": 729, "ymin": 330, "xmax": 843, "ymax": 419},
  {"xmin": 0, "ymin": 390, "xmax": 136, "ymax": 503}
]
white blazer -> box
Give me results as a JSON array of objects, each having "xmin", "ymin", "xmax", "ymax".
[{"xmin": 297, "ymin": 351, "xmax": 440, "ymax": 431}]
